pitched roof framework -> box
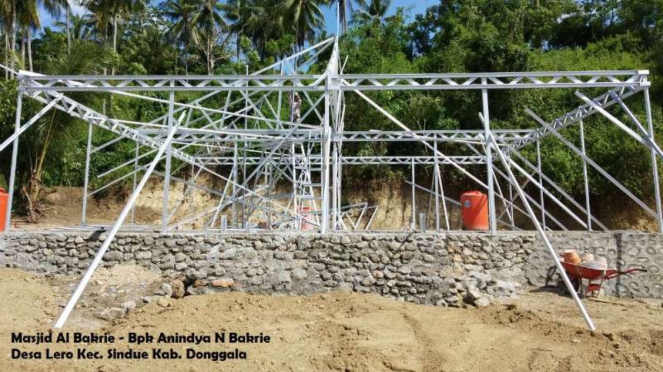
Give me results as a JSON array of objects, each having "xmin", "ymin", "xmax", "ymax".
[{"xmin": 1, "ymin": 37, "xmax": 658, "ymax": 330}]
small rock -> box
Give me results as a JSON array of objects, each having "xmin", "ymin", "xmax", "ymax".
[
  {"xmin": 142, "ymin": 296, "xmax": 152, "ymax": 304},
  {"xmin": 603, "ymin": 332, "xmax": 616, "ymax": 341},
  {"xmin": 121, "ymin": 300, "xmax": 137, "ymax": 314},
  {"xmin": 156, "ymin": 298, "xmax": 171, "ymax": 308},
  {"xmin": 211, "ymin": 278, "xmax": 234, "ymax": 288},
  {"xmin": 161, "ymin": 283, "xmax": 173, "ymax": 298},
  {"xmin": 466, "ymin": 285, "xmax": 482, "ymax": 302},
  {"xmin": 98, "ymin": 307, "xmax": 125, "ymax": 321},
  {"xmin": 171, "ymin": 280, "xmax": 185, "ymax": 299},
  {"xmin": 571, "ymin": 339, "xmax": 581, "ymax": 344},
  {"xmin": 474, "ymin": 297, "xmax": 491, "ymax": 308},
  {"xmin": 291, "ymin": 268, "xmax": 307, "ymax": 280}
]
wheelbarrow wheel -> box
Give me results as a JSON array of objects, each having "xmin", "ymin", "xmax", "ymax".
[{"xmin": 558, "ymin": 277, "xmax": 582, "ymax": 296}]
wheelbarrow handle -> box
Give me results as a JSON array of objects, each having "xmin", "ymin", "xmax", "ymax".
[{"xmin": 604, "ymin": 267, "xmax": 647, "ymax": 280}]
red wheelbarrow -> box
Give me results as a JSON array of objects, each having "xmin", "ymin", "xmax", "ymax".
[{"xmin": 560, "ymin": 260, "xmax": 647, "ymax": 297}]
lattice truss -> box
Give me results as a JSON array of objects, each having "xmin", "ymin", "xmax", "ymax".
[{"xmin": 2, "ymin": 37, "xmax": 661, "ymax": 235}]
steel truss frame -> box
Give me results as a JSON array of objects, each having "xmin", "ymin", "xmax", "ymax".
[
  {"xmin": 2, "ymin": 37, "xmax": 659, "ymax": 236},
  {"xmin": 1, "ymin": 36, "xmax": 660, "ymax": 330}
]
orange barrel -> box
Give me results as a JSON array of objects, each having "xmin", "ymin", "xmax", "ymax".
[
  {"xmin": 299, "ymin": 207, "xmax": 314, "ymax": 230},
  {"xmin": 0, "ymin": 188, "xmax": 7, "ymax": 232},
  {"xmin": 460, "ymin": 191, "xmax": 489, "ymax": 231}
]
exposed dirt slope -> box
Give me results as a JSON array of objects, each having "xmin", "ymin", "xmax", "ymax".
[{"xmin": 1, "ymin": 268, "xmax": 662, "ymax": 372}]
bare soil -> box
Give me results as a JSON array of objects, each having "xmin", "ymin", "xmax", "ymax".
[
  {"xmin": 14, "ymin": 182, "xmax": 218, "ymax": 230},
  {"xmin": 0, "ymin": 267, "xmax": 662, "ymax": 372}
]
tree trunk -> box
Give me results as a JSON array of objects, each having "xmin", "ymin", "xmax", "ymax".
[
  {"xmin": 207, "ymin": 37, "xmax": 213, "ymax": 75},
  {"xmin": 112, "ymin": 15, "xmax": 118, "ymax": 75},
  {"xmin": 24, "ymin": 111, "xmax": 59, "ymax": 222},
  {"xmin": 10, "ymin": 3, "xmax": 16, "ymax": 75},
  {"xmin": 20, "ymin": 29, "xmax": 25, "ymax": 68},
  {"xmin": 66, "ymin": 6, "xmax": 71, "ymax": 51},
  {"xmin": 184, "ymin": 40, "xmax": 189, "ymax": 75},
  {"xmin": 27, "ymin": 28, "xmax": 33, "ymax": 72},
  {"xmin": 4, "ymin": 31, "xmax": 8, "ymax": 79}
]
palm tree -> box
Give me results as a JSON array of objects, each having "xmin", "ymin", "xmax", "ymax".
[
  {"xmin": 0, "ymin": 0, "xmax": 14, "ymax": 77},
  {"xmin": 83, "ymin": 0, "xmax": 146, "ymax": 65},
  {"xmin": 160, "ymin": 0, "xmax": 198, "ymax": 74},
  {"xmin": 18, "ymin": 0, "xmax": 40, "ymax": 71},
  {"xmin": 222, "ymin": 0, "xmax": 282, "ymax": 60},
  {"xmin": 283, "ymin": 0, "xmax": 328, "ymax": 51},
  {"xmin": 192, "ymin": 0, "xmax": 229, "ymax": 74},
  {"xmin": 353, "ymin": 0, "xmax": 390, "ymax": 26},
  {"xmin": 329, "ymin": 0, "xmax": 365, "ymax": 32},
  {"xmin": 41, "ymin": 0, "xmax": 71, "ymax": 50},
  {"xmin": 57, "ymin": 13, "xmax": 94, "ymax": 41},
  {"xmin": 22, "ymin": 40, "xmax": 116, "ymax": 221}
]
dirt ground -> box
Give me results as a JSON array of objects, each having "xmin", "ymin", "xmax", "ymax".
[{"xmin": 0, "ymin": 267, "xmax": 662, "ymax": 372}]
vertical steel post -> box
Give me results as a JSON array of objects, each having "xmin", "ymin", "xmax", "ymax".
[
  {"xmin": 321, "ymin": 91, "xmax": 331, "ymax": 234},
  {"xmin": 644, "ymin": 88, "xmax": 663, "ymax": 233},
  {"xmin": 508, "ymin": 183, "xmax": 514, "ymax": 229},
  {"xmin": 241, "ymin": 65, "xmax": 248, "ymax": 229},
  {"xmin": 411, "ymin": 158, "xmax": 416, "ymax": 230},
  {"xmin": 162, "ymin": 83, "xmax": 175, "ymax": 232},
  {"xmin": 81, "ymin": 121, "xmax": 93, "ymax": 227},
  {"xmin": 331, "ymin": 145, "xmax": 338, "ymax": 230},
  {"xmin": 336, "ymin": 152, "xmax": 343, "ymax": 229},
  {"xmin": 130, "ymin": 143, "xmax": 138, "ymax": 226},
  {"xmin": 434, "ymin": 141, "xmax": 440, "ymax": 230},
  {"xmin": 5, "ymin": 92, "xmax": 22, "ymax": 231},
  {"xmin": 232, "ymin": 142, "xmax": 238, "ymax": 228},
  {"xmin": 482, "ymin": 86, "xmax": 496, "ymax": 234},
  {"xmin": 536, "ymin": 137, "xmax": 545, "ymax": 229},
  {"xmin": 579, "ymin": 120, "xmax": 592, "ymax": 230},
  {"xmin": 291, "ymin": 143, "xmax": 298, "ymax": 228}
]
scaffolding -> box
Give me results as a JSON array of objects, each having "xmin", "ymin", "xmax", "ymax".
[{"xmin": 0, "ymin": 37, "xmax": 660, "ymax": 330}]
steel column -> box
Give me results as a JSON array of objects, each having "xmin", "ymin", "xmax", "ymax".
[
  {"xmin": 321, "ymin": 91, "xmax": 331, "ymax": 233},
  {"xmin": 644, "ymin": 88, "xmax": 663, "ymax": 233},
  {"xmin": 162, "ymin": 84, "xmax": 175, "ymax": 232},
  {"xmin": 81, "ymin": 122, "xmax": 93, "ymax": 227},
  {"xmin": 4, "ymin": 92, "xmax": 22, "ymax": 231},
  {"xmin": 411, "ymin": 158, "xmax": 416, "ymax": 230},
  {"xmin": 482, "ymin": 87, "xmax": 496, "ymax": 233}
]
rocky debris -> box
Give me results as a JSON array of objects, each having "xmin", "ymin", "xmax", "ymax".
[
  {"xmin": 161, "ymin": 283, "xmax": 173, "ymax": 298},
  {"xmin": 170, "ymin": 280, "xmax": 185, "ymax": 299},
  {"xmin": 156, "ymin": 298, "xmax": 170, "ymax": 308},
  {"xmin": 465, "ymin": 285, "xmax": 493, "ymax": 308},
  {"xmin": 211, "ymin": 278, "xmax": 234, "ymax": 288},
  {"xmin": 98, "ymin": 307, "xmax": 125, "ymax": 321},
  {"xmin": 121, "ymin": 300, "xmax": 137, "ymax": 314}
]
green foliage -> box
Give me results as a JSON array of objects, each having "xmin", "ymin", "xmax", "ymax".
[{"xmin": 2, "ymin": 0, "xmax": 663, "ymax": 210}]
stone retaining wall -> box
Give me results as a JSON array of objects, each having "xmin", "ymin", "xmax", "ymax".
[{"xmin": 0, "ymin": 231, "xmax": 661, "ymax": 306}]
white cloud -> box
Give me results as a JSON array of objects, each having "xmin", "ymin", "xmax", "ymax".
[{"xmin": 69, "ymin": 2, "xmax": 88, "ymax": 16}]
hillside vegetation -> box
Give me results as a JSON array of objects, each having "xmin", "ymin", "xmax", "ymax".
[{"xmin": 0, "ymin": 0, "xmax": 662, "ymax": 222}]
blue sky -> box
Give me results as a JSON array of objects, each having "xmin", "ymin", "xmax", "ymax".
[{"xmin": 41, "ymin": 0, "xmax": 436, "ymax": 34}]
